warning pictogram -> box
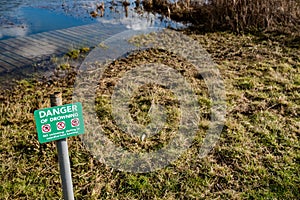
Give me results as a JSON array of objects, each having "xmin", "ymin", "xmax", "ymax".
[
  {"xmin": 56, "ymin": 121, "xmax": 66, "ymax": 130},
  {"xmin": 42, "ymin": 124, "xmax": 51, "ymax": 133},
  {"xmin": 71, "ymin": 118, "xmax": 80, "ymax": 127}
]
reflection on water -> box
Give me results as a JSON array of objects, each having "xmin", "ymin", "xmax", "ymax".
[
  {"xmin": 20, "ymin": 7, "xmax": 93, "ymax": 36},
  {"xmin": 0, "ymin": 0, "xmax": 184, "ymax": 40}
]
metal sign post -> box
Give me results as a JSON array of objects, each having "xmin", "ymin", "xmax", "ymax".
[
  {"xmin": 34, "ymin": 92, "xmax": 85, "ymax": 199},
  {"xmin": 50, "ymin": 92, "xmax": 74, "ymax": 200}
]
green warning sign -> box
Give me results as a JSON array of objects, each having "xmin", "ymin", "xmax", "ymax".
[{"xmin": 34, "ymin": 102, "xmax": 84, "ymax": 143}]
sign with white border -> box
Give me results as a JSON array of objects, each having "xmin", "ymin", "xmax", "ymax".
[{"xmin": 34, "ymin": 102, "xmax": 84, "ymax": 143}]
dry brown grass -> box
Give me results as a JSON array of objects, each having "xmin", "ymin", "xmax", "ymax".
[{"xmin": 143, "ymin": 0, "xmax": 300, "ymax": 33}]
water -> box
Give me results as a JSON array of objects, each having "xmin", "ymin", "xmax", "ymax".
[
  {"xmin": 0, "ymin": 0, "xmax": 185, "ymax": 88},
  {"xmin": 0, "ymin": 0, "xmax": 184, "ymax": 40}
]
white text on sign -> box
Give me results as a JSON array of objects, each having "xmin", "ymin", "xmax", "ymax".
[{"xmin": 39, "ymin": 104, "xmax": 78, "ymax": 118}]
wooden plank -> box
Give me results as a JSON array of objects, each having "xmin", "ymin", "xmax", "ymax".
[
  {"xmin": 0, "ymin": 40, "xmax": 44, "ymax": 59},
  {"xmin": 69, "ymin": 27, "xmax": 98, "ymax": 36},
  {"xmin": 1, "ymin": 38, "xmax": 35, "ymax": 51},
  {"xmin": 63, "ymin": 27, "xmax": 114, "ymax": 46},
  {"xmin": 66, "ymin": 25, "xmax": 104, "ymax": 36},
  {"xmin": 30, "ymin": 34, "xmax": 70, "ymax": 53},
  {"xmin": 0, "ymin": 49, "xmax": 32, "ymax": 63},
  {"xmin": 52, "ymin": 29, "xmax": 86, "ymax": 41},
  {"xmin": 0, "ymin": 66, "xmax": 7, "ymax": 73},
  {"xmin": 12, "ymin": 36, "xmax": 63, "ymax": 55},
  {"xmin": 48, "ymin": 23, "xmax": 121, "ymax": 49},
  {"xmin": 32, "ymin": 33, "xmax": 73, "ymax": 55},
  {"xmin": 0, "ymin": 41, "xmax": 22, "ymax": 52},
  {"xmin": 1, "ymin": 60, "xmax": 25, "ymax": 69},
  {"xmin": 68, "ymin": 23, "xmax": 100, "ymax": 31},
  {"xmin": 65, "ymin": 23, "xmax": 120, "ymax": 40},
  {"xmin": 41, "ymin": 32, "xmax": 80, "ymax": 49},
  {"xmin": 5, "ymin": 37, "xmax": 41, "ymax": 51},
  {"xmin": 0, "ymin": 23, "xmax": 127, "ymax": 74},
  {"xmin": 48, "ymin": 29, "xmax": 85, "ymax": 44},
  {"xmin": 49, "ymin": 31, "xmax": 88, "ymax": 48},
  {"xmin": 4, "ymin": 37, "xmax": 55, "ymax": 59},
  {"xmin": 55, "ymin": 29, "xmax": 98, "ymax": 47},
  {"xmin": 57, "ymin": 29, "xmax": 102, "ymax": 48},
  {"xmin": 87, "ymin": 23, "xmax": 123, "ymax": 34},
  {"xmin": 0, "ymin": 54, "xmax": 28, "ymax": 68},
  {"xmin": 56, "ymin": 28, "xmax": 96, "ymax": 40},
  {"xmin": 0, "ymin": 59, "xmax": 18, "ymax": 71},
  {"xmin": 35, "ymin": 31, "xmax": 73, "ymax": 44}
]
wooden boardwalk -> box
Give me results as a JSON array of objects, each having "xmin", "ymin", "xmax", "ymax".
[{"xmin": 0, "ymin": 23, "xmax": 127, "ymax": 74}]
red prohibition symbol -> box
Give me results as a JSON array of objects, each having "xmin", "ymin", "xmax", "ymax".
[
  {"xmin": 42, "ymin": 124, "xmax": 51, "ymax": 133},
  {"xmin": 71, "ymin": 118, "xmax": 80, "ymax": 127},
  {"xmin": 56, "ymin": 121, "xmax": 66, "ymax": 130}
]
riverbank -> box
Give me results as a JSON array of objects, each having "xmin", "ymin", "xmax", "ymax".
[{"xmin": 0, "ymin": 29, "xmax": 299, "ymax": 199}]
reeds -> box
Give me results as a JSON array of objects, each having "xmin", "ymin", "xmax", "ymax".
[
  {"xmin": 144, "ymin": 0, "xmax": 300, "ymax": 33},
  {"xmin": 197, "ymin": 0, "xmax": 300, "ymax": 33}
]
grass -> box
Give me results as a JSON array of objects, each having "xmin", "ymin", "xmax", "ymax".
[{"xmin": 0, "ymin": 30, "xmax": 299, "ymax": 199}]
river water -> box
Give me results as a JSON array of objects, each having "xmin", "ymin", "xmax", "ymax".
[{"xmin": 0, "ymin": 0, "xmax": 183, "ymax": 40}]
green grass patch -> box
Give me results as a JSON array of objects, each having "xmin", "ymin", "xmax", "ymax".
[{"xmin": 0, "ymin": 31, "xmax": 299, "ymax": 199}]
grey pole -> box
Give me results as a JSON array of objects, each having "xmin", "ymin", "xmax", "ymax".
[{"xmin": 50, "ymin": 92, "xmax": 75, "ymax": 200}]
